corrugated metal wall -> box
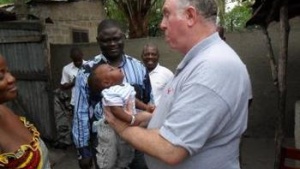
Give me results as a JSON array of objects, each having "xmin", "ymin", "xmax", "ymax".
[{"xmin": 0, "ymin": 21, "xmax": 56, "ymax": 140}]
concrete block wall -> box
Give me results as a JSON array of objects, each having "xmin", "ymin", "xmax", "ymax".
[{"xmin": 30, "ymin": 0, "xmax": 106, "ymax": 44}]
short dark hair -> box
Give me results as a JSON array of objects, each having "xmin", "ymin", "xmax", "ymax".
[
  {"xmin": 141, "ymin": 43, "xmax": 160, "ymax": 58},
  {"xmin": 217, "ymin": 26, "xmax": 226, "ymax": 41},
  {"xmin": 97, "ymin": 19, "xmax": 123, "ymax": 35},
  {"xmin": 88, "ymin": 60, "xmax": 107, "ymax": 92},
  {"xmin": 70, "ymin": 46, "xmax": 83, "ymax": 58}
]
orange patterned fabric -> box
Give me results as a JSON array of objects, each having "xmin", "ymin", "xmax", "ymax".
[{"xmin": 0, "ymin": 117, "xmax": 44, "ymax": 169}]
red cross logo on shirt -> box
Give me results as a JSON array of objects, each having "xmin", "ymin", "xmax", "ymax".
[{"xmin": 167, "ymin": 88, "xmax": 173, "ymax": 94}]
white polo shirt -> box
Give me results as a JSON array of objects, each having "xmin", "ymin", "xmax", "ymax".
[{"xmin": 149, "ymin": 64, "xmax": 174, "ymax": 105}]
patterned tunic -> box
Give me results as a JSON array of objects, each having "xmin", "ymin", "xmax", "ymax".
[{"xmin": 0, "ymin": 117, "xmax": 51, "ymax": 169}]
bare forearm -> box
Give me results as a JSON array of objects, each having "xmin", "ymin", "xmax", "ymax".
[
  {"xmin": 136, "ymin": 99, "xmax": 155, "ymax": 113},
  {"xmin": 119, "ymin": 126, "xmax": 188, "ymax": 165},
  {"xmin": 110, "ymin": 106, "xmax": 132, "ymax": 123},
  {"xmin": 135, "ymin": 99, "xmax": 148, "ymax": 110},
  {"xmin": 104, "ymin": 107, "xmax": 188, "ymax": 164},
  {"xmin": 60, "ymin": 83, "xmax": 74, "ymax": 90}
]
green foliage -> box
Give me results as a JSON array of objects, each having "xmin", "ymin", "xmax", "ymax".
[
  {"xmin": 224, "ymin": 1, "xmax": 252, "ymax": 32},
  {"xmin": 103, "ymin": 0, "xmax": 128, "ymax": 31},
  {"xmin": 103, "ymin": 0, "xmax": 253, "ymax": 35},
  {"xmin": 103, "ymin": 0, "xmax": 163, "ymax": 37},
  {"xmin": 148, "ymin": 0, "xmax": 163, "ymax": 36},
  {"xmin": 0, "ymin": 0, "xmax": 14, "ymax": 4},
  {"xmin": 216, "ymin": 0, "xmax": 226, "ymax": 26}
]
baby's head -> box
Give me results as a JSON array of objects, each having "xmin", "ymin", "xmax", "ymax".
[{"xmin": 88, "ymin": 63, "xmax": 124, "ymax": 92}]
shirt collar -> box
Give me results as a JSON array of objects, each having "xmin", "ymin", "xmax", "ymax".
[
  {"xmin": 118, "ymin": 55, "xmax": 127, "ymax": 68},
  {"xmin": 150, "ymin": 63, "xmax": 160, "ymax": 74},
  {"xmin": 71, "ymin": 60, "xmax": 86, "ymax": 69},
  {"xmin": 175, "ymin": 32, "xmax": 220, "ymax": 76},
  {"xmin": 101, "ymin": 54, "xmax": 127, "ymax": 68}
]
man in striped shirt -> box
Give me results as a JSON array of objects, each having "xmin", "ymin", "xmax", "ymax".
[{"xmin": 72, "ymin": 19, "xmax": 153, "ymax": 169}]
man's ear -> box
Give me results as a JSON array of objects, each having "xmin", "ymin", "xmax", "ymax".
[{"xmin": 185, "ymin": 6, "xmax": 198, "ymax": 26}]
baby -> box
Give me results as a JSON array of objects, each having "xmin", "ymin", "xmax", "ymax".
[{"xmin": 88, "ymin": 63, "xmax": 154, "ymax": 169}]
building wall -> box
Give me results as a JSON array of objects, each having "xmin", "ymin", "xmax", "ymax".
[{"xmin": 30, "ymin": 0, "xmax": 106, "ymax": 44}]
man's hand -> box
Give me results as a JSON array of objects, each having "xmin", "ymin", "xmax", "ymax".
[
  {"xmin": 135, "ymin": 111, "xmax": 152, "ymax": 127},
  {"xmin": 104, "ymin": 106, "xmax": 129, "ymax": 134},
  {"xmin": 78, "ymin": 157, "xmax": 92, "ymax": 169}
]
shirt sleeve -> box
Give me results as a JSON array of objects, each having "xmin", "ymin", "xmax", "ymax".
[
  {"xmin": 159, "ymin": 83, "xmax": 231, "ymax": 155},
  {"xmin": 72, "ymin": 70, "xmax": 91, "ymax": 149},
  {"xmin": 102, "ymin": 88, "xmax": 124, "ymax": 106},
  {"xmin": 60, "ymin": 66, "xmax": 70, "ymax": 84}
]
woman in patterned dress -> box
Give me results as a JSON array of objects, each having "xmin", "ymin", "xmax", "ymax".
[{"xmin": 0, "ymin": 54, "xmax": 51, "ymax": 169}]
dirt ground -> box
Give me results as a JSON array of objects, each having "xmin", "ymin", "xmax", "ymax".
[{"xmin": 49, "ymin": 137, "xmax": 295, "ymax": 169}]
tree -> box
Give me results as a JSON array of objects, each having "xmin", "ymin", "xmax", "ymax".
[
  {"xmin": 103, "ymin": 0, "xmax": 127, "ymax": 28},
  {"xmin": 0, "ymin": 0, "xmax": 14, "ymax": 4},
  {"xmin": 216, "ymin": 0, "xmax": 226, "ymax": 26},
  {"xmin": 148, "ymin": 0, "xmax": 163, "ymax": 37},
  {"xmin": 224, "ymin": 1, "xmax": 252, "ymax": 31},
  {"xmin": 103, "ymin": 0, "xmax": 161, "ymax": 38}
]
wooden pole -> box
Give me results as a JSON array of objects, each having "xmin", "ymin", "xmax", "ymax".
[
  {"xmin": 274, "ymin": 0, "xmax": 290, "ymax": 168},
  {"xmin": 261, "ymin": 26, "xmax": 278, "ymax": 86}
]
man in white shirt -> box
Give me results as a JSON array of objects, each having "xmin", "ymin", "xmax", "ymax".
[
  {"xmin": 54, "ymin": 47, "xmax": 86, "ymax": 148},
  {"xmin": 60, "ymin": 46, "xmax": 86, "ymax": 108},
  {"xmin": 141, "ymin": 43, "xmax": 174, "ymax": 106}
]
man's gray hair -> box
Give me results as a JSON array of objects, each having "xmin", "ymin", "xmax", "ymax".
[{"xmin": 177, "ymin": 0, "xmax": 217, "ymax": 22}]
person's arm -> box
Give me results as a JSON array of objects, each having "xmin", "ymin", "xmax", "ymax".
[
  {"xmin": 135, "ymin": 98, "xmax": 155, "ymax": 113},
  {"xmin": 134, "ymin": 111, "xmax": 153, "ymax": 127},
  {"xmin": 60, "ymin": 78, "xmax": 75, "ymax": 90},
  {"xmin": 60, "ymin": 66, "xmax": 75, "ymax": 90},
  {"xmin": 108, "ymin": 106, "xmax": 151, "ymax": 126},
  {"xmin": 105, "ymin": 79, "xmax": 234, "ymax": 165},
  {"xmin": 109, "ymin": 106, "xmax": 132, "ymax": 123},
  {"xmin": 104, "ymin": 108, "xmax": 188, "ymax": 165}
]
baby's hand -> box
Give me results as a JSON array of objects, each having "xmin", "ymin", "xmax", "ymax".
[{"xmin": 146, "ymin": 104, "xmax": 155, "ymax": 113}]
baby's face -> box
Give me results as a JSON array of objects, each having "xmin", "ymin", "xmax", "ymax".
[{"xmin": 100, "ymin": 64, "xmax": 124, "ymax": 86}]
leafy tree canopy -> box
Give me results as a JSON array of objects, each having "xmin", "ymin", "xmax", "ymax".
[
  {"xmin": 102, "ymin": 0, "xmax": 163, "ymax": 38},
  {"xmin": 223, "ymin": 0, "xmax": 253, "ymax": 32},
  {"xmin": 0, "ymin": 0, "xmax": 14, "ymax": 4}
]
